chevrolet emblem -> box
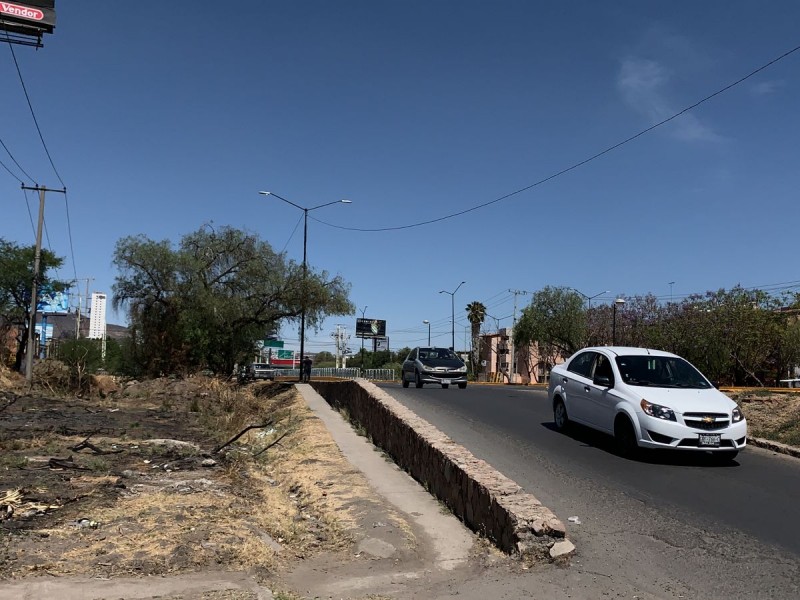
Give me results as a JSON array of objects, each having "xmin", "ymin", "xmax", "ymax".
[{"xmin": 702, "ymin": 416, "xmax": 715, "ymax": 424}]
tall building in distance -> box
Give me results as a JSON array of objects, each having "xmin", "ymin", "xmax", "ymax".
[{"xmin": 88, "ymin": 292, "xmax": 107, "ymax": 339}]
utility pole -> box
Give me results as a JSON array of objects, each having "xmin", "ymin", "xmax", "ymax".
[
  {"xmin": 508, "ymin": 289, "xmax": 530, "ymax": 385},
  {"xmin": 331, "ymin": 324, "xmax": 350, "ymax": 368},
  {"xmin": 72, "ymin": 277, "xmax": 94, "ymax": 339},
  {"xmin": 21, "ymin": 185, "xmax": 66, "ymax": 383}
]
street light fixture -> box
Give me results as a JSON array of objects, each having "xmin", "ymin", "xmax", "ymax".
[
  {"xmin": 588, "ymin": 290, "xmax": 610, "ymax": 309},
  {"xmin": 439, "ymin": 281, "xmax": 465, "ymax": 350},
  {"xmin": 571, "ymin": 288, "xmax": 610, "ymax": 309},
  {"xmin": 613, "ymin": 297, "xmax": 626, "ymax": 345},
  {"xmin": 422, "ymin": 320, "xmax": 430, "ymax": 345},
  {"xmin": 259, "ymin": 191, "xmax": 352, "ymax": 382}
]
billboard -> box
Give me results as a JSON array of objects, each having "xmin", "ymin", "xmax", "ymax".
[
  {"xmin": 0, "ymin": 1, "xmax": 56, "ymax": 37},
  {"xmin": 37, "ymin": 288, "xmax": 70, "ymax": 314},
  {"xmin": 356, "ymin": 318, "xmax": 386, "ymax": 339},
  {"xmin": 268, "ymin": 348, "xmax": 296, "ymax": 367}
]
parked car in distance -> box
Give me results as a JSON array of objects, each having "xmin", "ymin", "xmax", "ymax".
[
  {"xmin": 401, "ymin": 347, "xmax": 468, "ymax": 389},
  {"xmin": 547, "ymin": 346, "xmax": 747, "ymax": 461},
  {"xmin": 238, "ymin": 362, "xmax": 277, "ymax": 383}
]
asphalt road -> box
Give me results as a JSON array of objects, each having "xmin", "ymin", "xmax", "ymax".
[{"xmin": 378, "ymin": 382, "xmax": 800, "ymax": 599}]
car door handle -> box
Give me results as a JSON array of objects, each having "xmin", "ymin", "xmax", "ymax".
[{"xmin": 584, "ymin": 386, "xmax": 591, "ymax": 392}]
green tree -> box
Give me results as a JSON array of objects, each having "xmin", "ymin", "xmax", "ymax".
[
  {"xmin": 465, "ymin": 301, "xmax": 486, "ymax": 376},
  {"xmin": 314, "ymin": 351, "xmax": 336, "ymax": 367},
  {"xmin": 0, "ymin": 238, "xmax": 66, "ymax": 371},
  {"xmin": 112, "ymin": 225, "xmax": 354, "ymax": 376},
  {"xmin": 393, "ymin": 347, "xmax": 412, "ymax": 363},
  {"xmin": 514, "ymin": 286, "xmax": 586, "ymax": 362}
]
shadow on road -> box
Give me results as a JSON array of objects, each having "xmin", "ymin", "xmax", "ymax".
[{"xmin": 541, "ymin": 421, "xmax": 741, "ymax": 468}]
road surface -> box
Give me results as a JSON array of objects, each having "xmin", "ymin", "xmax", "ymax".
[{"xmin": 378, "ymin": 383, "xmax": 800, "ymax": 599}]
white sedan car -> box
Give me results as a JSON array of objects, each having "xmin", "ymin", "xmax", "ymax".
[{"xmin": 548, "ymin": 347, "xmax": 747, "ymax": 461}]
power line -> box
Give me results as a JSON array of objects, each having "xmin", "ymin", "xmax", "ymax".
[
  {"xmin": 312, "ymin": 43, "xmax": 800, "ymax": 234},
  {"xmin": 63, "ymin": 190, "xmax": 79, "ymax": 284},
  {"xmin": 21, "ymin": 187, "xmax": 35, "ymax": 238},
  {"xmin": 281, "ymin": 213, "xmax": 304, "ymax": 254},
  {"xmin": 0, "ymin": 137, "xmax": 33, "ymax": 183},
  {"xmin": 5, "ymin": 31, "xmax": 65, "ymax": 188}
]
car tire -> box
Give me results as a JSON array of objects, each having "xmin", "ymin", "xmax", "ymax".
[
  {"xmin": 415, "ymin": 370, "xmax": 423, "ymax": 388},
  {"xmin": 442, "ymin": 384, "xmax": 449, "ymax": 389},
  {"xmin": 401, "ymin": 373, "xmax": 409, "ymax": 388},
  {"xmin": 553, "ymin": 397, "xmax": 569, "ymax": 431},
  {"xmin": 458, "ymin": 382, "xmax": 467, "ymax": 389},
  {"xmin": 710, "ymin": 450, "xmax": 738, "ymax": 464},
  {"xmin": 614, "ymin": 416, "xmax": 639, "ymax": 458}
]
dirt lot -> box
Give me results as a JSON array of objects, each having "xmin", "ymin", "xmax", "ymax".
[{"xmin": 0, "ymin": 368, "xmax": 422, "ymax": 599}]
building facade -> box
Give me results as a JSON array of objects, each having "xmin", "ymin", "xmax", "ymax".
[
  {"xmin": 477, "ymin": 327, "xmax": 562, "ymax": 384},
  {"xmin": 88, "ymin": 292, "xmax": 107, "ymax": 340}
]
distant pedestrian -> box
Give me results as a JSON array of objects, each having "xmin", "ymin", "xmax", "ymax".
[{"xmin": 302, "ymin": 355, "xmax": 313, "ymax": 383}]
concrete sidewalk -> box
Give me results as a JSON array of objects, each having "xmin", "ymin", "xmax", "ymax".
[{"xmin": 296, "ymin": 383, "xmax": 474, "ymax": 570}]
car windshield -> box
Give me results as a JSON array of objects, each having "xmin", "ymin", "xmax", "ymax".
[
  {"xmin": 615, "ymin": 355, "xmax": 711, "ymax": 389},
  {"xmin": 419, "ymin": 348, "xmax": 457, "ymax": 361}
]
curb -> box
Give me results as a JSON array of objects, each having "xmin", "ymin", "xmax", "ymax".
[
  {"xmin": 748, "ymin": 437, "xmax": 800, "ymax": 459},
  {"xmin": 309, "ymin": 379, "xmax": 573, "ymax": 561}
]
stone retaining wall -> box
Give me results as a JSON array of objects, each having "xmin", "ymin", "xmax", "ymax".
[{"xmin": 310, "ymin": 379, "xmax": 572, "ymax": 559}]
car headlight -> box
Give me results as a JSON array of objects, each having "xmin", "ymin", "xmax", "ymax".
[
  {"xmin": 454, "ymin": 365, "xmax": 467, "ymax": 373},
  {"xmin": 732, "ymin": 406, "xmax": 745, "ymax": 423},
  {"xmin": 640, "ymin": 399, "xmax": 676, "ymax": 421}
]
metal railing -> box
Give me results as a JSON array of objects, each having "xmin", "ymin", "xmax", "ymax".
[
  {"xmin": 277, "ymin": 368, "xmax": 360, "ymax": 380},
  {"xmin": 364, "ymin": 369, "xmax": 396, "ymax": 381},
  {"xmin": 276, "ymin": 368, "xmax": 396, "ymax": 381}
]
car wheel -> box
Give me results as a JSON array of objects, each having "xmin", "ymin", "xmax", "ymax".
[
  {"xmin": 415, "ymin": 370, "xmax": 423, "ymax": 388},
  {"xmin": 553, "ymin": 398, "xmax": 569, "ymax": 431},
  {"xmin": 442, "ymin": 383, "xmax": 449, "ymax": 389},
  {"xmin": 458, "ymin": 382, "xmax": 467, "ymax": 389},
  {"xmin": 614, "ymin": 416, "xmax": 639, "ymax": 457},
  {"xmin": 401, "ymin": 371, "xmax": 409, "ymax": 388},
  {"xmin": 710, "ymin": 450, "xmax": 738, "ymax": 464}
]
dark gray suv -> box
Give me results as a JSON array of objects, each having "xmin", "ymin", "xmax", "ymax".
[{"xmin": 401, "ymin": 347, "xmax": 468, "ymax": 389}]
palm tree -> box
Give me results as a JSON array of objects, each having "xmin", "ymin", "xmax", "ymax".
[{"xmin": 465, "ymin": 301, "xmax": 487, "ymax": 377}]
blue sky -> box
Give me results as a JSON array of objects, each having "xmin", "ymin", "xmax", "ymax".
[{"xmin": 2, "ymin": 1, "xmax": 799, "ymax": 356}]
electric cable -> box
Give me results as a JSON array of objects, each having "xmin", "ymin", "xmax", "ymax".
[
  {"xmin": 281, "ymin": 213, "xmax": 304, "ymax": 254},
  {"xmin": 21, "ymin": 187, "xmax": 35, "ymax": 238},
  {"xmin": 0, "ymin": 137, "xmax": 33, "ymax": 183},
  {"xmin": 63, "ymin": 191, "xmax": 79, "ymax": 284},
  {"xmin": 311, "ymin": 43, "xmax": 800, "ymax": 233},
  {"xmin": 5, "ymin": 32, "xmax": 65, "ymax": 188}
]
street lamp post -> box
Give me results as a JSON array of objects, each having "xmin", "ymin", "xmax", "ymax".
[
  {"xmin": 361, "ymin": 305, "xmax": 368, "ymax": 373},
  {"xmin": 259, "ymin": 191, "xmax": 352, "ymax": 382},
  {"xmin": 439, "ymin": 281, "xmax": 465, "ymax": 350},
  {"xmin": 613, "ymin": 297, "xmax": 626, "ymax": 345},
  {"xmin": 422, "ymin": 320, "xmax": 430, "ymax": 345}
]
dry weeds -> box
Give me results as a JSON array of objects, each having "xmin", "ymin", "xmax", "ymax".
[
  {"xmin": 0, "ymin": 368, "xmax": 402, "ymax": 586},
  {"xmin": 732, "ymin": 390, "xmax": 800, "ymax": 447}
]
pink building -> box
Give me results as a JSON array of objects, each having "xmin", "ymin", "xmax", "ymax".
[{"xmin": 477, "ymin": 328, "xmax": 562, "ymax": 385}]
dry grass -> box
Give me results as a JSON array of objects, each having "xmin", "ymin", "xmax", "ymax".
[
  {"xmin": 733, "ymin": 390, "xmax": 800, "ymax": 447},
  {"xmin": 1, "ymin": 374, "xmax": 405, "ymax": 582}
]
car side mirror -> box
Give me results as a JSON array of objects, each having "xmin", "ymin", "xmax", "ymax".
[{"xmin": 594, "ymin": 375, "xmax": 613, "ymax": 388}]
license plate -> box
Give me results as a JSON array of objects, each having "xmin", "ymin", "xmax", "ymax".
[
  {"xmin": 441, "ymin": 379, "xmax": 451, "ymax": 385},
  {"xmin": 698, "ymin": 433, "xmax": 721, "ymax": 447}
]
